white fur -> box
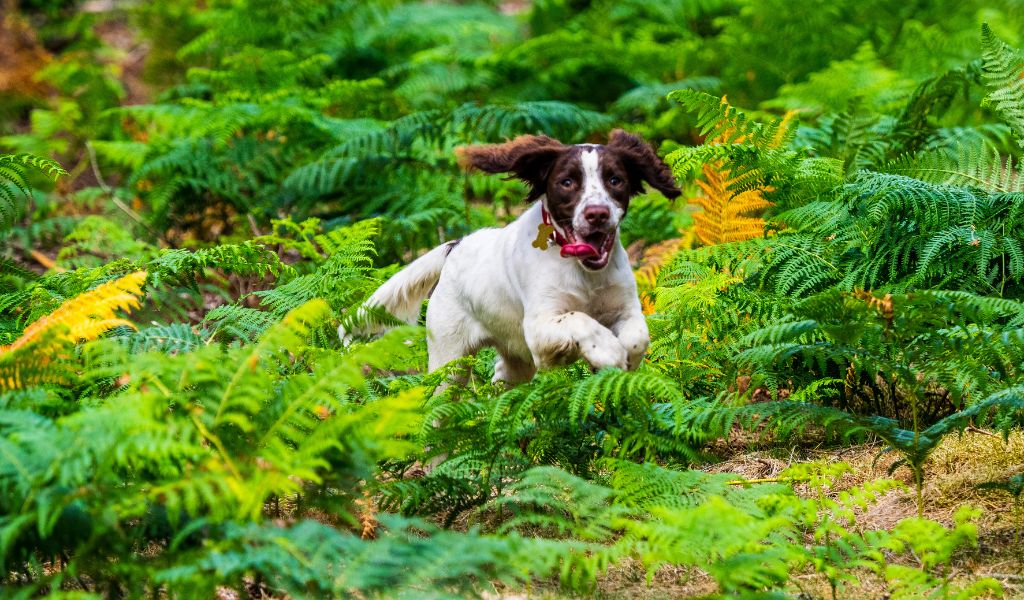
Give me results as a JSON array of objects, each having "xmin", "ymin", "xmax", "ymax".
[
  {"xmin": 337, "ymin": 242, "xmax": 449, "ymax": 342},
  {"xmin": 347, "ymin": 201, "xmax": 649, "ymax": 383}
]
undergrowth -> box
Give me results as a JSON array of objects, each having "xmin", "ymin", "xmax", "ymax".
[{"xmin": 2, "ymin": 1, "xmax": 1024, "ymax": 598}]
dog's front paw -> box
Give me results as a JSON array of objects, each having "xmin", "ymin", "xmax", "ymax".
[
  {"xmin": 616, "ymin": 324, "xmax": 650, "ymax": 370},
  {"xmin": 582, "ymin": 337, "xmax": 628, "ymax": 371}
]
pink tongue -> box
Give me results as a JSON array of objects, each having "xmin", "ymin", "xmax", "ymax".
[{"xmin": 560, "ymin": 243, "xmax": 599, "ymax": 258}]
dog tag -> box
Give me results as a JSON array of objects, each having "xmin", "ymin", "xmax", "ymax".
[{"xmin": 532, "ymin": 223, "xmax": 555, "ymax": 250}]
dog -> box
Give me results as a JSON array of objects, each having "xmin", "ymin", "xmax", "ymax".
[{"xmin": 342, "ymin": 129, "xmax": 681, "ymax": 383}]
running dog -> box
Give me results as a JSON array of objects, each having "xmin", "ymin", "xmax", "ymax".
[{"xmin": 343, "ymin": 129, "xmax": 681, "ymax": 383}]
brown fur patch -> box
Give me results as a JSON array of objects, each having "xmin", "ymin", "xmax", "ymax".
[
  {"xmin": 456, "ymin": 135, "xmax": 567, "ymax": 201},
  {"xmin": 606, "ymin": 129, "xmax": 682, "ymax": 199},
  {"xmin": 543, "ymin": 145, "xmax": 586, "ymax": 226}
]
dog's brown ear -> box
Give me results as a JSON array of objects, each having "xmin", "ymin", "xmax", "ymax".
[
  {"xmin": 606, "ymin": 129, "xmax": 681, "ymax": 199},
  {"xmin": 456, "ymin": 135, "xmax": 567, "ymax": 201}
]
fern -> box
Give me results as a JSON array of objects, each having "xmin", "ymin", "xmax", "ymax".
[
  {"xmin": 981, "ymin": 24, "xmax": 1024, "ymax": 145},
  {"xmin": 742, "ymin": 173, "xmax": 1024, "ymax": 297},
  {"xmin": 735, "ymin": 289, "xmax": 1024, "ymax": 513},
  {"xmin": 486, "ymin": 462, "xmax": 800, "ymax": 594},
  {"xmin": 883, "ymin": 507, "xmax": 1003, "ymax": 599},
  {"xmin": 634, "ymin": 235, "xmax": 691, "ymax": 314},
  {"xmin": 0, "ymin": 271, "xmax": 147, "ymax": 390},
  {"xmin": 151, "ymin": 242, "xmax": 290, "ymax": 288},
  {"xmin": 689, "ymin": 161, "xmax": 773, "ymax": 245},
  {"xmin": 4, "ymin": 4, "xmax": 1024, "ymax": 597},
  {"xmin": 122, "ymin": 322, "xmax": 206, "ymax": 354},
  {"xmin": 0, "ymin": 300, "xmax": 431, "ymax": 594},
  {"xmin": 884, "ymin": 142, "xmax": 1024, "ymax": 193},
  {"xmin": 253, "ymin": 219, "xmax": 381, "ymax": 329},
  {"xmin": 154, "ymin": 516, "xmax": 573, "ymax": 598},
  {"xmin": 0, "ymin": 154, "xmax": 67, "ymax": 250},
  {"xmin": 449, "ymin": 101, "xmax": 613, "ymax": 143},
  {"xmin": 668, "ymin": 91, "xmax": 795, "ymax": 152},
  {"xmin": 1, "ymin": 271, "xmax": 146, "ymax": 352},
  {"xmin": 667, "ymin": 92, "xmax": 835, "ymax": 221}
]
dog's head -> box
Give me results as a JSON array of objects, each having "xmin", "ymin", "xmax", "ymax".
[{"xmin": 457, "ymin": 130, "xmax": 681, "ymax": 270}]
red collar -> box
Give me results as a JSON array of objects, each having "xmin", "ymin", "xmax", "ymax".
[{"xmin": 541, "ymin": 205, "xmax": 569, "ymax": 246}]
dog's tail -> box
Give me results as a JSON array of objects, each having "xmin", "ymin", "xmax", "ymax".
[{"xmin": 339, "ymin": 241, "xmax": 452, "ymax": 342}]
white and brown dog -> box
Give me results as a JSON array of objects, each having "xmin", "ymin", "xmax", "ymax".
[{"xmin": 344, "ymin": 130, "xmax": 681, "ymax": 383}]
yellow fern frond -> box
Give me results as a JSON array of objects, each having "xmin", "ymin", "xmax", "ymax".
[
  {"xmin": 688, "ymin": 103, "xmax": 796, "ymax": 247},
  {"xmin": 635, "ymin": 232, "xmax": 695, "ymax": 315},
  {"xmin": 2, "ymin": 271, "xmax": 147, "ymax": 353},
  {"xmin": 771, "ymin": 110, "xmax": 799, "ymax": 147},
  {"xmin": 690, "ymin": 162, "xmax": 774, "ymax": 246},
  {"xmin": 0, "ymin": 271, "xmax": 147, "ymax": 390}
]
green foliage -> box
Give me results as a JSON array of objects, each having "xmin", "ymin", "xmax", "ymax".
[
  {"xmin": 982, "ymin": 23, "xmax": 1024, "ymax": 145},
  {"xmin": 618, "ymin": 194, "xmax": 688, "ymax": 246},
  {"xmin": 773, "ymin": 462, "xmax": 900, "ymax": 597},
  {"xmin": 155, "ymin": 516, "xmax": 571, "ymax": 598},
  {"xmin": 2, "ymin": 2, "xmax": 1024, "ymax": 598},
  {"xmin": 739, "ymin": 289, "xmax": 1024, "ymax": 406},
  {"xmin": 0, "ymin": 153, "xmax": 67, "ymax": 233},
  {"xmin": 882, "ymin": 507, "xmax": 1003, "ymax": 599},
  {"xmin": 1, "ymin": 301, "xmax": 430, "ymax": 594}
]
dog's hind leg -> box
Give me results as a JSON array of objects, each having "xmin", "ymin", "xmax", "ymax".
[
  {"xmin": 418, "ymin": 311, "xmax": 487, "ymax": 475},
  {"xmin": 426, "ymin": 323, "xmax": 485, "ymax": 375}
]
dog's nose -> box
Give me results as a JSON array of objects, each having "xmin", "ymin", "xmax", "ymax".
[{"xmin": 583, "ymin": 205, "xmax": 610, "ymax": 226}]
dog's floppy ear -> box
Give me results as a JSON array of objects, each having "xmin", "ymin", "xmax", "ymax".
[
  {"xmin": 457, "ymin": 135, "xmax": 567, "ymax": 201},
  {"xmin": 606, "ymin": 129, "xmax": 682, "ymax": 199}
]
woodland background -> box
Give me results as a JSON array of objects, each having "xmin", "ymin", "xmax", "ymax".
[{"xmin": 2, "ymin": 0, "xmax": 1024, "ymax": 598}]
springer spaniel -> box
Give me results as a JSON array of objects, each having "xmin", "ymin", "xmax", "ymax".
[{"xmin": 344, "ymin": 130, "xmax": 681, "ymax": 383}]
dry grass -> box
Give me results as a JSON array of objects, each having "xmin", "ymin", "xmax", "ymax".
[
  {"xmin": 707, "ymin": 431, "xmax": 1024, "ymax": 528},
  {"xmin": 929, "ymin": 430, "xmax": 1024, "ymax": 518},
  {"xmin": 503, "ymin": 432, "xmax": 1024, "ymax": 599}
]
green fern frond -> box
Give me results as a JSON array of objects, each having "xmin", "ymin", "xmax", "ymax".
[
  {"xmin": 982, "ymin": 23, "xmax": 1024, "ymax": 144},
  {"xmin": 149, "ymin": 242, "xmax": 291, "ymax": 288},
  {"xmin": 0, "ymin": 154, "xmax": 68, "ymax": 180},
  {"xmin": 203, "ymin": 305, "xmax": 278, "ymax": 342},
  {"xmin": 0, "ymin": 154, "xmax": 67, "ymax": 232},
  {"xmin": 884, "ymin": 142, "xmax": 1024, "ymax": 193},
  {"xmin": 123, "ymin": 323, "xmax": 206, "ymax": 354},
  {"xmin": 894, "ymin": 68, "xmax": 971, "ymax": 152},
  {"xmin": 602, "ymin": 459, "xmax": 740, "ymax": 510},
  {"xmin": 568, "ymin": 369, "xmax": 684, "ymax": 428},
  {"xmin": 254, "ymin": 220, "xmax": 380, "ymax": 321},
  {"xmin": 154, "ymin": 516, "xmax": 572, "ymax": 598}
]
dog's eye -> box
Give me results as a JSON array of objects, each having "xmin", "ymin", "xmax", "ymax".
[
  {"xmin": 558, "ymin": 178, "xmax": 574, "ymax": 189},
  {"xmin": 608, "ymin": 175, "xmax": 623, "ymax": 187}
]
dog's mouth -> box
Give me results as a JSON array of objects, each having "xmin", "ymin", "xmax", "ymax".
[{"xmin": 560, "ymin": 228, "xmax": 617, "ymax": 270}]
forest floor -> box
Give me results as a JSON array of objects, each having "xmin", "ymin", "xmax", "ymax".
[
  {"xmin": 8, "ymin": 7, "xmax": 1024, "ymax": 599},
  {"xmin": 52, "ymin": 414, "xmax": 1024, "ymax": 599},
  {"xmin": 494, "ymin": 431, "xmax": 1024, "ymax": 599}
]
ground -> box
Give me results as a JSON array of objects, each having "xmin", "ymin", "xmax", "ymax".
[{"xmin": 492, "ymin": 431, "xmax": 1024, "ymax": 599}]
